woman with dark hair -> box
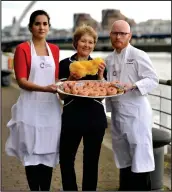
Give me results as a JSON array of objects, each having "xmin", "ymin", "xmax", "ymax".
[
  {"xmin": 59, "ymin": 24, "xmax": 107, "ymax": 191},
  {"xmin": 5, "ymin": 10, "xmax": 61, "ymax": 191}
]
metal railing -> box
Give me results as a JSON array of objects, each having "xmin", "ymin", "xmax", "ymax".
[{"xmin": 149, "ymin": 79, "xmax": 171, "ymax": 145}]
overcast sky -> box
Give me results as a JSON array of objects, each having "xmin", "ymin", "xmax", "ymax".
[{"xmin": 2, "ymin": 1, "xmax": 171, "ymax": 30}]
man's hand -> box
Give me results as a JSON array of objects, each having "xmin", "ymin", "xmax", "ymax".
[
  {"xmin": 123, "ymin": 83, "xmax": 134, "ymax": 93},
  {"xmin": 98, "ymin": 62, "xmax": 106, "ymax": 80}
]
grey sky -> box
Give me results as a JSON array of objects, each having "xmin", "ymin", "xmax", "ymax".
[{"xmin": 2, "ymin": 1, "xmax": 171, "ymax": 29}]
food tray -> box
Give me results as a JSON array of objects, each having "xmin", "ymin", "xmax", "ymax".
[{"xmin": 56, "ymin": 80, "xmax": 124, "ymax": 99}]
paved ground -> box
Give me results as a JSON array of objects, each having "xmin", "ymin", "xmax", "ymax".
[
  {"xmin": 2, "ymin": 84, "xmax": 119, "ymax": 191},
  {"xmin": 2, "ymin": 81, "xmax": 171, "ymax": 191}
]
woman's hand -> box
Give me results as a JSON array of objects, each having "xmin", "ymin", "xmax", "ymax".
[
  {"xmin": 17, "ymin": 78, "xmax": 58, "ymax": 93},
  {"xmin": 68, "ymin": 72, "xmax": 82, "ymax": 80},
  {"xmin": 44, "ymin": 84, "xmax": 58, "ymax": 94},
  {"xmin": 98, "ymin": 62, "xmax": 106, "ymax": 80}
]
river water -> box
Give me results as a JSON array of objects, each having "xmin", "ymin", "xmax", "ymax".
[{"xmin": 59, "ymin": 50, "xmax": 171, "ymax": 132}]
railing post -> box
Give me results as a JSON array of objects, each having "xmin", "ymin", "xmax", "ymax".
[
  {"xmin": 160, "ymin": 86, "xmax": 162, "ymax": 130},
  {"xmin": 160, "ymin": 84, "xmax": 169, "ymax": 155}
]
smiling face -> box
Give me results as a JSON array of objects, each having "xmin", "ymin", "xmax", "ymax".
[
  {"xmin": 110, "ymin": 20, "xmax": 132, "ymax": 51},
  {"xmin": 76, "ymin": 33, "xmax": 95, "ymax": 58},
  {"xmin": 30, "ymin": 15, "xmax": 49, "ymax": 39}
]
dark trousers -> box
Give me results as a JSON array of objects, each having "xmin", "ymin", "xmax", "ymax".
[
  {"xmin": 59, "ymin": 126, "xmax": 105, "ymax": 191},
  {"xmin": 119, "ymin": 166, "xmax": 151, "ymax": 191},
  {"xmin": 25, "ymin": 164, "xmax": 53, "ymax": 191}
]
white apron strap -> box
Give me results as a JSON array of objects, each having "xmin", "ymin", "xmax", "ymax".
[
  {"xmin": 30, "ymin": 40, "xmax": 37, "ymax": 56},
  {"xmin": 30, "ymin": 40, "xmax": 52, "ymax": 57},
  {"xmin": 45, "ymin": 42, "xmax": 53, "ymax": 57}
]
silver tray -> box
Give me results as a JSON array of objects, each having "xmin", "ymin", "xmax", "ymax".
[{"xmin": 56, "ymin": 80, "xmax": 124, "ymax": 99}]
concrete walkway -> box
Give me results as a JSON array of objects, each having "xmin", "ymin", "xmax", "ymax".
[
  {"xmin": 2, "ymin": 85, "xmax": 119, "ymax": 191},
  {"xmin": 2, "ymin": 82, "xmax": 171, "ymax": 191}
]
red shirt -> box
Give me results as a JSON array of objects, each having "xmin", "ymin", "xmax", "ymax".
[{"xmin": 14, "ymin": 42, "xmax": 60, "ymax": 80}]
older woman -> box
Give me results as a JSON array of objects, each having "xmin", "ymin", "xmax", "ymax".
[
  {"xmin": 5, "ymin": 10, "xmax": 61, "ymax": 191},
  {"xmin": 59, "ymin": 24, "xmax": 107, "ymax": 191}
]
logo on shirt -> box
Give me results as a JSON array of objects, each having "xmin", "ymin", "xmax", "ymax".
[
  {"xmin": 40, "ymin": 62, "xmax": 52, "ymax": 69},
  {"xmin": 126, "ymin": 59, "xmax": 134, "ymax": 64},
  {"xmin": 113, "ymin": 71, "xmax": 117, "ymax": 76}
]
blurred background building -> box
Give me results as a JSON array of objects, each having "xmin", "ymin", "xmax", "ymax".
[
  {"xmin": 2, "ymin": 8, "xmax": 171, "ymax": 37},
  {"xmin": 101, "ymin": 9, "xmax": 136, "ymax": 32},
  {"xmin": 131, "ymin": 19, "xmax": 171, "ymax": 34},
  {"xmin": 73, "ymin": 13, "xmax": 101, "ymax": 31}
]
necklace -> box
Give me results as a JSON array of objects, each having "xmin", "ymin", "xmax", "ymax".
[{"xmin": 76, "ymin": 55, "xmax": 88, "ymax": 61}]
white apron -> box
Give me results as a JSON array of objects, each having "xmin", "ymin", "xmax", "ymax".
[
  {"xmin": 5, "ymin": 40, "xmax": 62, "ymax": 167},
  {"xmin": 105, "ymin": 44, "xmax": 158, "ymax": 173}
]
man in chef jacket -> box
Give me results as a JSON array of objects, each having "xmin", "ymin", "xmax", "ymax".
[{"xmin": 105, "ymin": 20, "xmax": 159, "ymax": 191}]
